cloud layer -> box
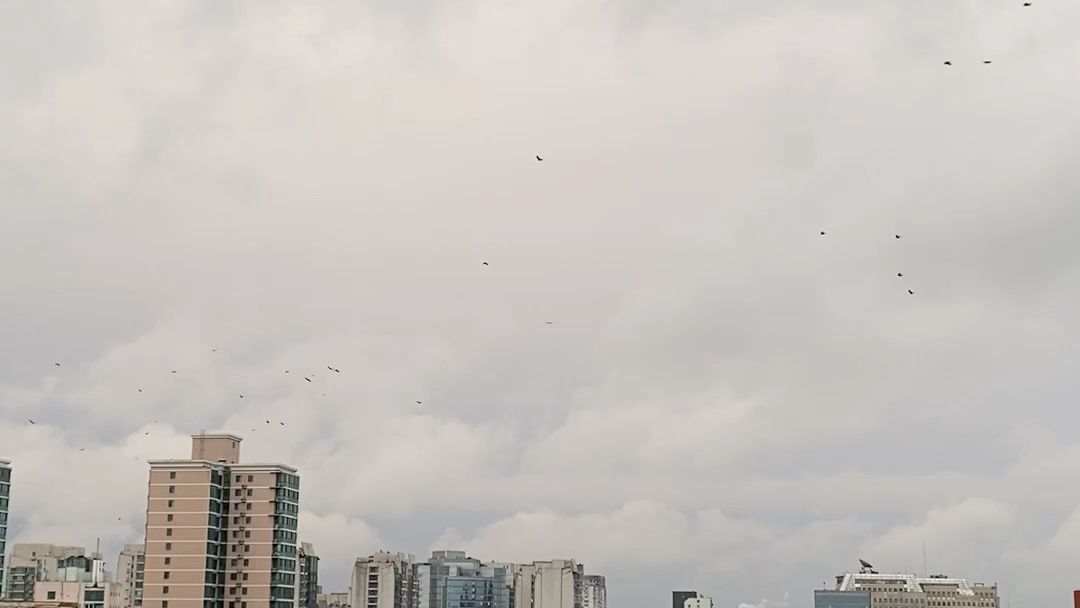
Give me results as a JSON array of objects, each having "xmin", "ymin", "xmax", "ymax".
[{"xmin": 3, "ymin": 1, "xmax": 1080, "ymax": 607}]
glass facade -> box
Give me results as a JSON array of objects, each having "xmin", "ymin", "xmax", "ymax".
[
  {"xmin": 270, "ymin": 472, "xmax": 300, "ymax": 608},
  {"xmin": 206, "ymin": 465, "xmax": 229, "ymax": 608},
  {"xmin": 0, "ymin": 463, "xmax": 10, "ymax": 600},
  {"xmin": 815, "ymin": 591, "xmax": 871, "ymax": 608}
]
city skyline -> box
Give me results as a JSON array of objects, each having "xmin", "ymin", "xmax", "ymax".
[{"xmin": 4, "ymin": 0, "xmax": 1080, "ymax": 607}]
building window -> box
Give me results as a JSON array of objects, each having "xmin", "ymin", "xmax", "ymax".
[
  {"xmin": 167, "ymin": 514, "xmax": 174, "ymax": 522},
  {"xmin": 48, "ymin": 592, "xmax": 57, "ymax": 600},
  {"xmin": 246, "ymin": 503, "xmax": 251, "ymax": 511},
  {"xmin": 164, "ymin": 558, "xmax": 171, "ymax": 565},
  {"xmin": 163, "ymin": 587, "xmax": 169, "ymax": 595},
  {"xmin": 242, "ymin": 574, "xmax": 248, "ymax": 581},
  {"xmin": 166, "ymin": 529, "xmax": 173, "ymax": 537},
  {"xmin": 170, "ymin": 472, "xmax": 176, "ymax": 480},
  {"xmin": 247, "ymin": 475, "xmax": 253, "ymax": 482},
  {"xmin": 246, "ymin": 489, "xmax": 252, "ymax": 496},
  {"xmin": 162, "ymin": 603, "xmax": 168, "ymax": 608},
  {"xmin": 243, "ymin": 560, "xmax": 249, "ymax": 567},
  {"xmin": 244, "ymin": 531, "xmax": 250, "ymax": 538},
  {"xmin": 245, "ymin": 517, "xmax": 251, "ymax": 524},
  {"xmin": 168, "ymin": 500, "xmax": 174, "ymax": 508},
  {"xmin": 230, "ymin": 574, "xmax": 237, "ymax": 581},
  {"xmin": 242, "ymin": 589, "xmax": 248, "ymax": 596},
  {"xmin": 235, "ymin": 475, "xmax": 241, "ymax": 482},
  {"xmin": 165, "ymin": 543, "xmax": 172, "ymax": 551},
  {"xmin": 168, "ymin": 486, "xmax": 175, "ymax": 494},
  {"xmin": 244, "ymin": 545, "xmax": 250, "ymax": 553},
  {"xmin": 230, "ymin": 559, "xmax": 237, "ymax": 566},
  {"xmin": 164, "ymin": 573, "xmax": 170, "ymax": 580}
]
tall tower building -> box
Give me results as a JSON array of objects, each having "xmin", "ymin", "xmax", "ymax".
[
  {"xmin": 142, "ymin": 434, "xmax": 300, "ymax": 608},
  {"xmin": 0, "ymin": 459, "xmax": 10, "ymax": 600},
  {"xmin": 116, "ymin": 544, "xmax": 146, "ymax": 608},
  {"xmin": 349, "ymin": 552, "xmax": 415, "ymax": 608},
  {"xmin": 579, "ymin": 576, "xmax": 605, "ymax": 608},
  {"xmin": 297, "ymin": 544, "xmax": 318, "ymax": 608}
]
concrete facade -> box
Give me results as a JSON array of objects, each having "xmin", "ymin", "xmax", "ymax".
[
  {"xmin": 116, "ymin": 545, "xmax": 145, "ymax": 608},
  {"xmin": 0, "ymin": 460, "xmax": 10, "ymax": 599},
  {"xmin": 5, "ymin": 546, "xmax": 97, "ymax": 602},
  {"xmin": 142, "ymin": 435, "xmax": 300, "ymax": 608},
  {"xmin": 349, "ymin": 553, "xmax": 415, "ymax": 608}
]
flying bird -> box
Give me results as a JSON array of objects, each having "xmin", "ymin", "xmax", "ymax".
[
  {"xmin": 212, "ymin": 349, "xmax": 218, "ymax": 352},
  {"xmin": 897, "ymin": 273, "xmax": 903, "ymax": 277},
  {"xmin": 536, "ymin": 155, "xmax": 543, "ymax": 161},
  {"xmin": 285, "ymin": 370, "xmax": 289, "ymax": 373},
  {"xmin": 304, "ymin": 377, "xmax": 312, "ymax": 383},
  {"xmin": 54, "ymin": 363, "xmax": 60, "ymax": 367},
  {"xmin": 239, "ymin": 394, "xmax": 244, "ymax": 399},
  {"xmin": 416, "ymin": 400, "xmax": 422, "ymax": 404},
  {"xmin": 138, "ymin": 389, "xmax": 142, "ymax": 393},
  {"xmin": 28, "ymin": 419, "xmax": 34, "ymax": 424},
  {"xmin": 545, "ymin": 321, "xmax": 554, "ymax": 325},
  {"xmin": 280, "ymin": 422, "xmax": 285, "ymax": 426},
  {"xmin": 984, "ymin": 60, "xmax": 992, "ymax": 64},
  {"xmin": 944, "ymin": 61, "xmax": 952, "ymax": 65},
  {"xmin": 1023, "ymin": 2, "xmax": 1031, "ymax": 4},
  {"xmin": 171, "ymin": 370, "xmax": 177, "ymax": 374},
  {"xmin": 895, "ymin": 234, "xmax": 901, "ymax": 239},
  {"xmin": 482, "ymin": 261, "xmax": 489, "ymax": 266},
  {"xmin": 328, "ymin": 367, "xmax": 340, "ymax": 373},
  {"xmin": 908, "ymin": 290, "xmax": 914, "ymax": 295},
  {"xmin": 79, "ymin": 448, "xmax": 85, "ymax": 452},
  {"xmin": 265, "ymin": 420, "xmax": 270, "ymax": 424},
  {"xmin": 820, "ymin": 231, "xmax": 826, "ymax": 235}
]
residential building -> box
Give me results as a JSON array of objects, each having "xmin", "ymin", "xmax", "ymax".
[
  {"xmin": 5, "ymin": 546, "xmax": 95, "ymax": 601},
  {"xmin": 142, "ymin": 434, "xmax": 301, "ymax": 608},
  {"xmin": 415, "ymin": 551, "xmax": 512, "ymax": 608},
  {"xmin": 349, "ymin": 552, "xmax": 415, "ymax": 608},
  {"xmin": 831, "ymin": 563, "xmax": 999, "ymax": 608},
  {"xmin": 514, "ymin": 560, "xmax": 583, "ymax": 608},
  {"xmin": 115, "ymin": 545, "xmax": 145, "ymax": 608},
  {"xmin": 296, "ymin": 545, "xmax": 317, "ymax": 608},
  {"xmin": 0, "ymin": 460, "xmax": 10, "ymax": 599},
  {"xmin": 1074, "ymin": 590, "xmax": 1079, "ymax": 608},
  {"xmin": 579, "ymin": 576, "xmax": 605, "ymax": 608},
  {"xmin": 673, "ymin": 592, "xmax": 712, "ymax": 608}
]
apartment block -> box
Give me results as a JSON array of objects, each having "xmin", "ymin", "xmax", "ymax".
[
  {"xmin": 579, "ymin": 576, "xmax": 605, "ymax": 608},
  {"xmin": 514, "ymin": 560, "xmax": 584, "ymax": 608},
  {"xmin": 349, "ymin": 552, "xmax": 415, "ymax": 608},
  {"xmin": 0, "ymin": 460, "xmax": 10, "ymax": 599},
  {"xmin": 142, "ymin": 434, "xmax": 300, "ymax": 608},
  {"xmin": 296, "ymin": 544, "xmax": 317, "ymax": 608},
  {"xmin": 116, "ymin": 545, "xmax": 145, "ymax": 608}
]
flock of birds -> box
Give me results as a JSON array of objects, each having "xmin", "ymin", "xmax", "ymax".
[
  {"xmin": 943, "ymin": 1, "xmax": 1034, "ymax": 65},
  {"xmin": 820, "ymin": 232, "xmax": 913, "ymax": 295}
]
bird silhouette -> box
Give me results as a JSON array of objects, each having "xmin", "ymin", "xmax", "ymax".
[
  {"xmin": 265, "ymin": 420, "xmax": 270, "ymax": 424},
  {"xmin": 897, "ymin": 273, "xmax": 903, "ymax": 277},
  {"xmin": 28, "ymin": 419, "xmax": 35, "ymax": 424},
  {"xmin": 280, "ymin": 422, "xmax": 285, "ymax": 426},
  {"xmin": 984, "ymin": 60, "xmax": 992, "ymax": 64},
  {"xmin": 546, "ymin": 321, "xmax": 554, "ymax": 325},
  {"xmin": 895, "ymin": 234, "xmax": 901, "ymax": 239},
  {"xmin": 536, "ymin": 155, "xmax": 543, "ymax": 161},
  {"xmin": 54, "ymin": 363, "xmax": 60, "ymax": 367},
  {"xmin": 820, "ymin": 231, "xmax": 826, "ymax": 235},
  {"xmin": 138, "ymin": 389, "xmax": 143, "ymax": 393},
  {"xmin": 239, "ymin": 395, "xmax": 244, "ymax": 399},
  {"xmin": 944, "ymin": 61, "xmax": 952, "ymax": 65},
  {"xmin": 304, "ymin": 377, "xmax": 312, "ymax": 383},
  {"xmin": 285, "ymin": 370, "xmax": 289, "ymax": 373},
  {"xmin": 79, "ymin": 448, "xmax": 85, "ymax": 452},
  {"xmin": 171, "ymin": 370, "xmax": 177, "ymax": 374},
  {"xmin": 328, "ymin": 367, "xmax": 340, "ymax": 373},
  {"xmin": 1023, "ymin": 2, "xmax": 1031, "ymax": 5},
  {"xmin": 482, "ymin": 261, "xmax": 489, "ymax": 266},
  {"xmin": 416, "ymin": 401, "xmax": 422, "ymax": 405},
  {"xmin": 908, "ymin": 290, "xmax": 914, "ymax": 295}
]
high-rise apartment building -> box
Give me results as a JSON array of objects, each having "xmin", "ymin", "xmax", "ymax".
[
  {"xmin": 117, "ymin": 544, "xmax": 146, "ymax": 608},
  {"xmin": 579, "ymin": 576, "xmax": 605, "ymax": 608},
  {"xmin": 0, "ymin": 459, "xmax": 10, "ymax": 599},
  {"xmin": 142, "ymin": 434, "xmax": 300, "ymax": 608},
  {"xmin": 349, "ymin": 552, "xmax": 415, "ymax": 608},
  {"xmin": 830, "ymin": 563, "xmax": 999, "ymax": 608},
  {"xmin": 415, "ymin": 551, "xmax": 512, "ymax": 608},
  {"xmin": 297, "ymin": 544, "xmax": 318, "ymax": 608},
  {"xmin": 513, "ymin": 560, "xmax": 584, "ymax": 608},
  {"xmin": 4, "ymin": 544, "xmax": 93, "ymax": 601}
]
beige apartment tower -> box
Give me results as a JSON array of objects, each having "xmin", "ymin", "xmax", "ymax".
[{"xmin": 143, "ymin": 435, "xmax": 300, "ymax": 608}]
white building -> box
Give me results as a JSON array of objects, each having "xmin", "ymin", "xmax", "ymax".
[
  {"xmin": 580, "ymin": 575, "xmax": 606, "ymax": 608},
  {"xmin": 33, "ymin": 557, "xmax": 120, "ymax": 608},
  {"xmin": 513, "ymin": 560, "xmax": 583, "ymax": 608},
  {"xmin": 834, "ymin": 563, "xmax": 1000, "ymax": 608},
  {"xmin": 4, "ymin": 545, "xmax": 93, "ymax": 602},
  {"xmin": 114, "ymin": 545, "xmax": 143, "ymax": 608},
  {"xmin": 349, "ymin": 552, "xmax": 415, "ymax": 608}
]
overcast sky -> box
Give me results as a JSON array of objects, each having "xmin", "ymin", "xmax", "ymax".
[{"xmin": 2, "ymin": 1, "xmax": 1080, "ymax": 607}]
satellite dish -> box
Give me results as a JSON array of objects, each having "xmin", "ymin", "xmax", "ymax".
[{"xmin": 859, "ymin": 559, "xmax": 873, "ymax": 569}]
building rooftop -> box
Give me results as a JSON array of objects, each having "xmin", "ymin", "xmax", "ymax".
[
  {"xmin": 190, "ymin": 433, "xmax": 243, "ymax": 442},
  {"xmin": 146, "ymin": 459, "xmax": 297, "ymax": 473},
  {"xmin": 0, "ymin": 459, "xmax": 10, "ymax": 466},
  {"xmin": 836, "ymin": 573, "xmax": 992, "ymax": 596}
]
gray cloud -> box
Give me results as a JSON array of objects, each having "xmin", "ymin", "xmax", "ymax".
[{"xmin": 2, "ymin": 1, "xmax": 1080, "ymax": 607}]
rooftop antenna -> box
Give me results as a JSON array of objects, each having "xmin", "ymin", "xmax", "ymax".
[{"xmin": 922, "ymin": 541, "xmax": 928, "ymax": 577}]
